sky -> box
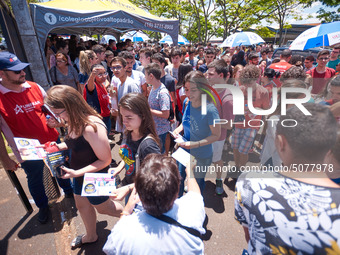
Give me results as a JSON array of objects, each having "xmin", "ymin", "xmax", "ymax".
[{"xmin": 261, "ymin": 1, "xmax": 338, "ymax": 28}]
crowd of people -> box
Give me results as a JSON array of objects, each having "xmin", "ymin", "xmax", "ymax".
[{"xmin": 0, "ymin": 34, "xmax": 340, "ymax": 254}]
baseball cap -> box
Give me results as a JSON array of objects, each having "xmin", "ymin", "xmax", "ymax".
[{"xmin": 0, "ymin": 52, "xmax": 30, "ymax": 71}]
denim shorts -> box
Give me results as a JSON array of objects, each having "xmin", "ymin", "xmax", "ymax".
[{"xmin": 73, "ymin": 177, "xmax": 109, "ymax": 205}]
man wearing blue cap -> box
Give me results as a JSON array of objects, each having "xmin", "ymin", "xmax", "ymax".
[{"xmin": 0, "ymin": 52, "xmax": 72, "ymax": 223}]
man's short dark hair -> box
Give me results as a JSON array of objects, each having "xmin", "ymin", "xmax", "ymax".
[
  {"xmin": 108, "ymin": 39, "xmax": 116, "ymax": 44},
  {"xmin": 317, "ymin": 49, "xmax": 330, "ymax": 59},
  {"xmin": 207, "ymin": 60, "xmax": 229, "ymax": 79},
  {"xmin": 205, "ymin": 48, "xmax": 215, "ymax": 55},
  {"xmin": 305, "ymin": 55, "xmax": 315, "ymax": 62},
  {"xmin": 329, "ymin": 75, "xmax": 340, "ymax": 87},
  {"xmin": 239, "ymin": 65, "xmax": 261, "ymax": 84},
  {"xmin": 280, "ymin": 66, "xmax": 307, "ymax": 82},
  {"xmin": 277, "ymin": 103, "xmax": 337, "ymax": 161},
  {"xmin": 188, "ymin": 47, "xmax": 196, "ymax": 55},
  {"xmin": 56, "ymin": 40, "xmax": 68, "ymax": 51},
  {"xmin": 118, "ymin": 51, "xmax": 134, "ymax": 60},
  {"xmin": 105, "ymin": 50, "xmax": 114, "ymax": 57},
  {"xmin": 126, "ymin": 46, "xmax": 134, "ymax": 52},
  {"xmin": 135, "ymin": 154, "xmax": 180, "ymax": 216},
  {"xmin": 260, "ymin": 47, "xmax": 269, "ymax": 55},
  {"xmin": 281, "ymin": 49, "xmax": 292, "ymax": 58},
  {"xmin": 170, "ymin": 47, "xmax": 183, "ymax": 58},
  {"xmin": 248, "ymin": 52, "xmax": 259, "ymax": 60},
  {"xmin": 197, "ymin": 46, "xmax": 204, "ymax": 53},
  {"xmin": 110, "ymin": 56, "xmax": 126, "ymax": 67},
  {"xmin": 139, "ymin": 47, "xmax": 153, "ymax": 58},
  {"xmin": 145, "ymin": 63, "xmax": 162, "ymax": 80},
  {"xmin": 92, "ymin": 44, "xmax": 105, "ymax": 54},
  {"xmin": 151, "ymin": 53, "xmax": 167, "ymax": 67}
]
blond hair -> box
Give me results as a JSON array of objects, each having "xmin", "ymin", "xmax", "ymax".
[{"xmin": 79, "ymin": 50, "xmax": 96, "ymax": 75}]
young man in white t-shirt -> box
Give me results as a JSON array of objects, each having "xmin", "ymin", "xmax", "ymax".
[
  {"xmin": 110, "ymin": 57, "xmax": 140, "ymax": 132},
  {"xmin": 116, "ymin": 51, "xmax": 147, "ymax": 97}
]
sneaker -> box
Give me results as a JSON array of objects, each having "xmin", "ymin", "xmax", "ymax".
[
  {"xmin": 38, "ymin": 206, "xmax": 49, "ymax": 224},
  {"xmin": 215, "ymin": 179, "xmax": 224, "ymax": 195}
]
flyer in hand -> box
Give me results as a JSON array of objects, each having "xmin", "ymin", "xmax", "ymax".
[
  {"xmin": 81, "ymin": 173, "xmax": 116, "ymax": 196},
  {"xmin": 43, "ymin": 151, "xmax": 67, "ymax": 178},
  {"xmin": 14, "ymin": 138, "xmax": 46, "ymax": 160}
]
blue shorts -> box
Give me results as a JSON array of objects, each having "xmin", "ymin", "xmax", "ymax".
[{"xmin": 73, "ymin": 177, "xmax": 109, "ymax": 205}]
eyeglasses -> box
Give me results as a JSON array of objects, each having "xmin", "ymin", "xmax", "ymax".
[
  {"xmin": 5, "ymin": 69, "xmax": 23, "ymax": 74},
  {"xmin": 97, "ymin": 72, "xmax": 108, "ymax": 77},
  {"xmin": 111, "ymin": 66, "xmax": 122, "ymax": 71},
  {"xmin": 54, "ymin": 109, "xmax": 66, "ymax": 117},
  {"xmin": 332, "ymin": 51, "xmax": 340, "ymax": 54},
  {"xmin": 318, "ymin": 57, "xmax": 329, "ymax": 61},
  {"xmin": 56, "ymin": 60, "xmax": 66, "ymax": 63}
]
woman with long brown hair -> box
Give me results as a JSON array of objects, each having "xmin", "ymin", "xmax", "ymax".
[
  {"xmin": 109, "ymin": 93, "xmax": 160, "ymax": 200},
  {"xmin": 173, "ymin": 71, "xmax": 220, "ymax": 196},
  {"xmin": 45, "ymin": 85, "xmax": 123, "ymax": 249}
]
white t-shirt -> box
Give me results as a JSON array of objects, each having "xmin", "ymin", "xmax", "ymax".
[
  {"xmin": 111, "ymin": 70, "xmax": 145, "ymax": 92},
  {"xmin": 103, "ymin": 191, "xmax": 206, "ymax": 255},
  {"xmin": 164, "ymin": 64, "xmax": 179, "ymax": 80},
  {"xmin": 111, "ymin": 76, "xmax": 140, "ymax": 132}
]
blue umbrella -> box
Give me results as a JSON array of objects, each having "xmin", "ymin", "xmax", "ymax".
[
  {"xmin": 219, "ymin": 32, "xmax": 264, "ymax": 48},
  {"xmin": 159, "ymin": 35, "xmax": 190, "ymax": 45},
  {"xmin": 290, "ymin": 21, "xmax": 340, "ymax": 50},
  {"xmin": 121, "ymin": 31, "xmax": 150, "ymax": 42}
]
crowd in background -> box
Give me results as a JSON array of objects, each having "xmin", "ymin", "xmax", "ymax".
[{"xmin": 1, "ymin": 33, "xmax": 339, "ymax": 254}]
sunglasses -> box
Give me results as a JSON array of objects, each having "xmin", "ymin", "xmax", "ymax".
[
  {"xmin": 111, "ymin": 66, "xmax": 122, "ymax": 71},
  {"xmin": 5, "ymin": 69, "xmax": 23, "ymax": 74}
]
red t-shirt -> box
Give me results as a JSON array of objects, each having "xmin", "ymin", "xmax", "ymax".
[
  {"xmin": 0, "ymin": 81, "xmax": 59, "ymax": 144},
  {"xmin": 83, "ymin": 81, "xmax": 111, "ymax": 118},
  {"xmin": 269, "ymin": 61, "xmax": 292, "ymax": 75},
  {"xmin": 217, "ymin": 88, "xmax": 234, "ymax": 141},
  {"xmin": 307, "ymin": 67, "xmax": 336, "ymax": 94},
  {"xmin": 268, "ymin": 61, "xmax": 293, "ymax": 88}
]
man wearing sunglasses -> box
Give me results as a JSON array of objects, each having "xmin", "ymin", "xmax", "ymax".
[
  {"xmin": 0, "ymin": 52, "xmax": 72, "ymax": 224},
  {"xmin": 307, "ymin": 49, "xmax": 336, "ymax": 94}
]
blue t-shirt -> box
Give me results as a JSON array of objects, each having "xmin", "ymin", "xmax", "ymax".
[
  {"xmin": 182, "ymin": 99, "xmax": 219, "ymax": 158},
  {"xmin": 79, "ymin": 72, "xmax": 89, "ymax": 85}
]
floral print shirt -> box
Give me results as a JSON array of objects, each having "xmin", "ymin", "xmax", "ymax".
[{"xmin": 235, "ymin": 171, "xmax": 340, "ymax": 255}]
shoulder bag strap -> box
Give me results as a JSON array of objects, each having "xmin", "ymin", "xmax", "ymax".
[
  {"xmin": 135, "ymin": 135, "xmax": 153, "ymax": 172},
  {"xmin": 151, "ymin": 214, "xmax": 202, "ymax": 239}
]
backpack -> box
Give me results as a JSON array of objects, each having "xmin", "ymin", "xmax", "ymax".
[{"xmin": 160, "ymin": 86, "xmax": 175, "ymax": 122}]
